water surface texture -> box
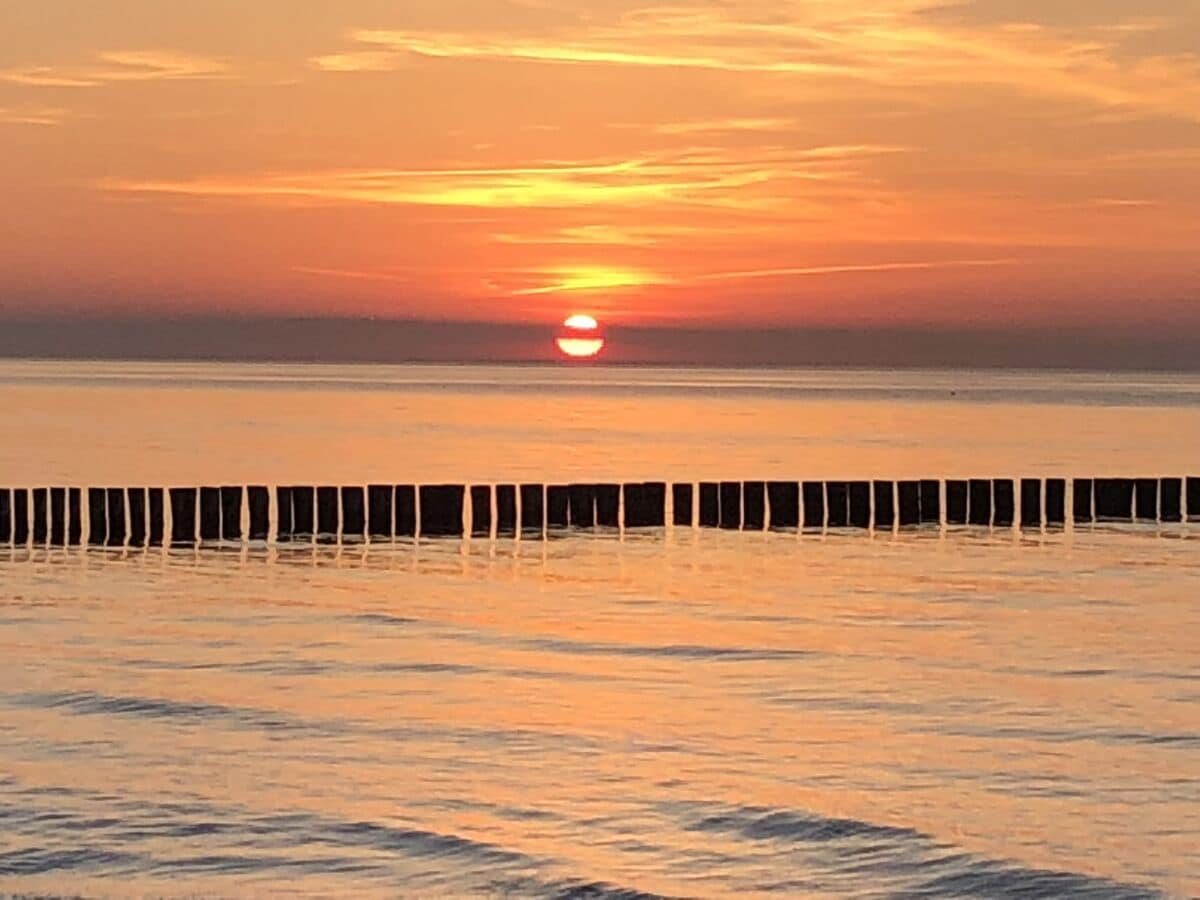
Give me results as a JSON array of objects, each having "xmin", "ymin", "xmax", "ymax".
[{"xmin": 0, "ymin": 362, "xmax": 1197, "ymax": 898}]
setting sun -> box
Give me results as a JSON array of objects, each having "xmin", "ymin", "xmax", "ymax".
[{"xmin": 556, "ymin": 314, "xmax": 606, "ymax": 359}]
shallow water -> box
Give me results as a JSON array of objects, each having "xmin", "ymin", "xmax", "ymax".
[{"xmin": 0, "ymin": 362, "xmax": 1197, "ymax": 898}]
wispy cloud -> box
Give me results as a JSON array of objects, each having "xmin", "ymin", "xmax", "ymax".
[
  {"xmin": 0, "ymin": 106, "xmax": 71, "ymax": 126},
  {"xmin": 2, "ymin": 51, "xmax": 230, "ymax": 88}
]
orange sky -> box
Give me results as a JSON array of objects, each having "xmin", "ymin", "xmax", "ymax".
[{"xmin": 1, "ymin": 1, "xmax": 1197, "ymax": 329}]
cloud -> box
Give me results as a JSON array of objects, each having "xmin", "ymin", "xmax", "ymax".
[
  {"xmin": 0, "ymin": 106, "xmax": 71, "ymax": 126},
  {"xmin": 1, "ymin": 51, "xmax": 230, "ymax": 88}
]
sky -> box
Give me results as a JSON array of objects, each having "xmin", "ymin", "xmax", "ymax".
[{"xmin": 1, "ymin": 1, "xmax": 1197, "ymax": 345}]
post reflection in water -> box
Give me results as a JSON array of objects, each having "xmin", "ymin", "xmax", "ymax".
[{"xmin": 0, "ymin": 362, "xmax": 1197, "ymax": 898}]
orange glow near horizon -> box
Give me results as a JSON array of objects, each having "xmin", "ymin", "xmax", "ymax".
[{"xmin": 0, "ymin": 2, "xmax": 1197, "ymax": 334}]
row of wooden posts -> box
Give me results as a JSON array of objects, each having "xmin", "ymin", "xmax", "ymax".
[{"xmin": 0, "ymin": 478, "xmax": 1197, "ymax": 547}]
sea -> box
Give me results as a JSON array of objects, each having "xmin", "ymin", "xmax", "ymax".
[{"xmin": 0, "ymin": 361, "xmax": 1197, "ymax": 899}]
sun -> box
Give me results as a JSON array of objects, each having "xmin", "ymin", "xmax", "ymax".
[{"xmin": 555, "ymin": 314, "xmax": 605, "ymax": 359}]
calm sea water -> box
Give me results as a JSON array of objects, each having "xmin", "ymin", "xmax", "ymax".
[{"xmin": 0, "ymin": 361, "xmax": 1197, "ymax": 898}]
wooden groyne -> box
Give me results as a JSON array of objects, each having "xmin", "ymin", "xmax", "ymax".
[{"xmin": 0, "ymin": 477, "xmax": 1196, "ymax": 548}]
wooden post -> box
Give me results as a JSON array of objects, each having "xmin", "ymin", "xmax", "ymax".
[
  {"xmin": 292, "ymin": 486, "xmax": 316, "ymax": 538},
  {"xmin": 968, "ymin": 479, "xmax": 991, "ymax": 526},
  {"xmin": 1073, "ymin": 479, "xmax": 1093, "ymax": 523},
  {"xmin": 32, "ymin": 488, "xmax": 48, "ymax": 544},
  {"xmin": 595, "ymin": 484, "xmax": 620, "ymax": 528},
  {"xmin": 12, "ymin": 489, "xmax": 28, "ymax": 545},
  {"xmin": 199, "ymin": 487, "xmax": 221, "ymax": 542},
  {"xmin": 919, "ymin": 480, "xmax": 940, "ymax": 524},
  {"xmin": 420, "ymin": 484, "xmax": 465, "ymax": 537},
  {"xmin": 1134, "ymin": 478, "xmax": 1158, "ymax": 521},
  {"xmin": 87, "ymin": 488, "xmax": 107, "ymax": 545},
  {"xmin": 1160, "ymin": 478, "xmax": 1182, "ymax": 523},
  {"xmin": 645, "ymin": 482, "xmax": 666, "ymax": 527},
  {"xmin": 495, "ymin": 484, "xmax": 517, "ymax": 536},
  {"xmin": 673, "ymin": 483, "xmax": 694, "ymax": 527},
  {"xmin": 0, "ymin": 489, "xmax": 9, "ymax": 544},
  {"xmin": 720, "ymin": 481, "xmax": 742, "ymax": 530},
  {"xmin": 945, "ymin": 480, "xmax": 968, "ymax": 525},
  {"xmin": 698, "ymin": 482, "xmax": 719, "ymax": 528},
  {"xmin": 873, "ymin": 481, "xmax": 895, "ymax": 530},
  {"xmin": 221, "ymin": 487, "xmax": 243, "ymax": 541},
  {"xmin": 547, "ymin": 485, "xmax": 570, "ymax": 530},
  {"xmin": 68, "ymin": 488, "xmax": 83, "ymax": 546},
  {"xmin": 1094, "ymin": 478, "xmax": 1133, "ymax": 521},
  {"xmin": 169, "ymin": 488, "xmax": 196, "ymax": 546},
  {"xmin": 106, "ymin": 487, "xmax": 126, "ymax": 547},
  {"xmin": 1020, "ymin": 479, "xmax": 1041, "ymax": 528},
  {"xmin": 569, "ymin": 485, "xmax": 595, "ymax": 528},
  {"xmin": 848, "ymin": 481, "xmax": 870, "ymax": 529},
  {"xmin": 127, "ymin": 488, "xmax": 147, "ymax": 546},
  {"xmin": 368, "ymin": 485, "xmax": 392, "ymax": 539},
  {"xmin": 993, "ymin": 479, "xmax": 1014, "ymax": 527},
  {"xmin": 247, "ymin": 487, "xmax": 269, "ymax": 541},
  {"xmin": 275, "ymin": 487, "xmax": 294, "ymax": 541},
  {"xmin": 50, "ymin": 487, "xmax": 66, "ymax": 546},
  {"xmin": 316, "ymin": 486, "xmax": 338, "ymax": 542},
  {"xmin": 897, "ymin": 481, "xmax": 919, "ymax": 527},
  {"xmin": 520, "ymin": 484, "xmax": 544, "ymax": 535},
  {"xmin": 802, "ymin": 481, "xmax": 824, "ymax": 529},
  {"xmin": 1188, "ymin": 477, "xmax": 1200, "ymax": 521},
  {"xmin": 825, "ymin": 482, "xmax": 849, "ymax": 528},
  {"xmin": 471, "ymin": 485, "xmax": 492, "ymax": 537},
  {"xmin": 341, "ymin": 486, "xmax": 366, "ymax": 540},
  {"xmin": 767, "ymin": 481, "xmax": 799, "ymax": 530},
  {"xmin": 394, "ymin": 485, "xmax": 416, "ymax": 537},
  {"xmin": 743, "ymin": 482, "xmax": 766, "ymax": 531},
  {"xmin": 1045, "ymin": 479, "xmax": 1066, "ymax": 525}
]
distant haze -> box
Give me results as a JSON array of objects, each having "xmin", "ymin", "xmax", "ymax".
[{"xmin": 0, "ymin": 317, "xmax": 1196, "ymax": 371}]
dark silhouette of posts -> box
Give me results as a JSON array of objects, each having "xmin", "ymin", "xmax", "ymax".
[
  {"xmin": 106, "ymin": 488, "xmax": 126, "ymax": 547},
  {"xmin": 743, "ymin": 482, "xmax": 765, "ymax": 531},
  {"xmin": 495, "ymin": 484, "xmax": 517, "ymax": 536},
  {"xmin": 968, "ymin": 479, "xmax": 991, "ymax": 526},
  {"xmin": 420, "ymin": 485, "xmax": 465, "ymax": 537},
  {"xmin": 919, "ymin": 480, "xmax": 940, "ymax": 524},
  {"xmin": 720, "ymin": 482, "xmax": 742, "ymax": 530},
  {"xmin": 673, "ymin": 483, "xmax": 694, "ymax": 527},
  {"xmin": 1073, "ymin": 479, "xmax": 1093, "ymax": 523},
  {"xmin": 32, "ymin": 488, "xmax": 47, "ymax": 544},
  {"xmin": 87, "ymin": 488, "xmax": 106, "ymax": 546},
  {"xmin": 802, "ymin": 482, "xmax": 824, "ymax": 528},
  {"xmin": 993, "ymin": 480, "xmax": 1014, "ymax": 527},
  {"xmin": 1188, "ymin": 477, "xmax": 1200, "ymax": 521},
  {"xmin": 623, "ymin": 483, "xmax": 651, "ymax": 529},
  {"xmin": 595, "ymin": 484, "xmax": 620, "ymax": 528},
  {"xmin": 12, "ymin": 490, "xmax": 28, "ymax": 545},
  {"xmin": 1134, "ymin": 478, "xmax": 1158, "ymax": 521},
  {"xmin": 316, "ymin": 487, "xmax": 338, "ymax": 542},
  {"xmin": 394, "ymin": 485, "xmax": 416, "ymax": 537},
  {"xmin": 945, "ymin": 480, "xmax": 968, "ymax": 525},
  {"xmin": 0, "ymin": 489, "xmax": 9, "ymax": 543},
  {"xmin": 247, "ymin": 487, "xmax": 268, "ymax": 541},
  {"xmin": 222, "ymin": 487, "xmax": 243, "ymax": 541},
  {"xmin": 341, "ymin": 486, "xmax": 366, "ymax": 540},
  {"xmin": 520, "ymin": 484, "xmax": 544, "ymax": 535},
  {"xmin": 49, "ymin": 488, "xmax": 66, "ymax": 546},
  {"xmin": 547, "ymin": 486, "xmax": 570, "ymax": 530},
  {"xmin": 292, "ymin": 486, "xmax": 316, "ymax": 539},
  {"xmin": 275, "ymin": 487, "xmax": 294, "ymax": 541},
  {"xmin": 1020, "ymin": 479, "xmax": 1041, "ymax": 528},
  {"xmin": 1160, "ymin": 478, "xmax": 1182, "ymax": 523},
  {"xmin": 898, "ymin": 481, "xmax": 919, "ymax": 527},
  {"xmin": 570, "ymin": 485, "xmax": 595, "ymax": 528},
  {"xmin": 644, "ymin": 482, "xmax": 666, "ymax": 527},
  {"xmin": 68, "ymin": 488, "xmax": 83, "ymax": 546},
  {"xmin": 825, "ymin": 482, "xmax": 849, "ymax": 528},
  {"xmin": 848, "ymin": 481, "xmax": 870, "ymax": 529},
  {"xmin": 767, "ymin": 481, "xmax": 799, "ymax": 530},
  {"xmin": 127, "ymin": 488, "xmax": 147, "ymax": 546},
  {"xmin": 169, "ymin": 488, "xmax": 196, "ymax": 546},
  {"xmin": 873, "ymin": 482, "xmax": 895, "ymax": 530},
  {"xmin": 199, "ymin": 487, "xmax": 221, "ymax": 542},
  {"xmin": 368, "ymin": 485, "xmax": 392, "ymax": 539},
  {"xmin": 471, "ymin": 485, "xmax": 492, "ymax": 537},
  {"xmin": 1095, "ymin": 478, "xmax": 1133, "ymax": 521},
  {"xmin": 698, "ymin": 483, "xmax": 719, "ymax": 528},
  {"xmin": 1045, "ymin": 479, "xmax": 1066, "ymax": 526}
]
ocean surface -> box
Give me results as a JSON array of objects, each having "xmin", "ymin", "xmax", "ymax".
[{"xmin": 0, "ymin": 361, "xmax": 1197, "ymax": 898}]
